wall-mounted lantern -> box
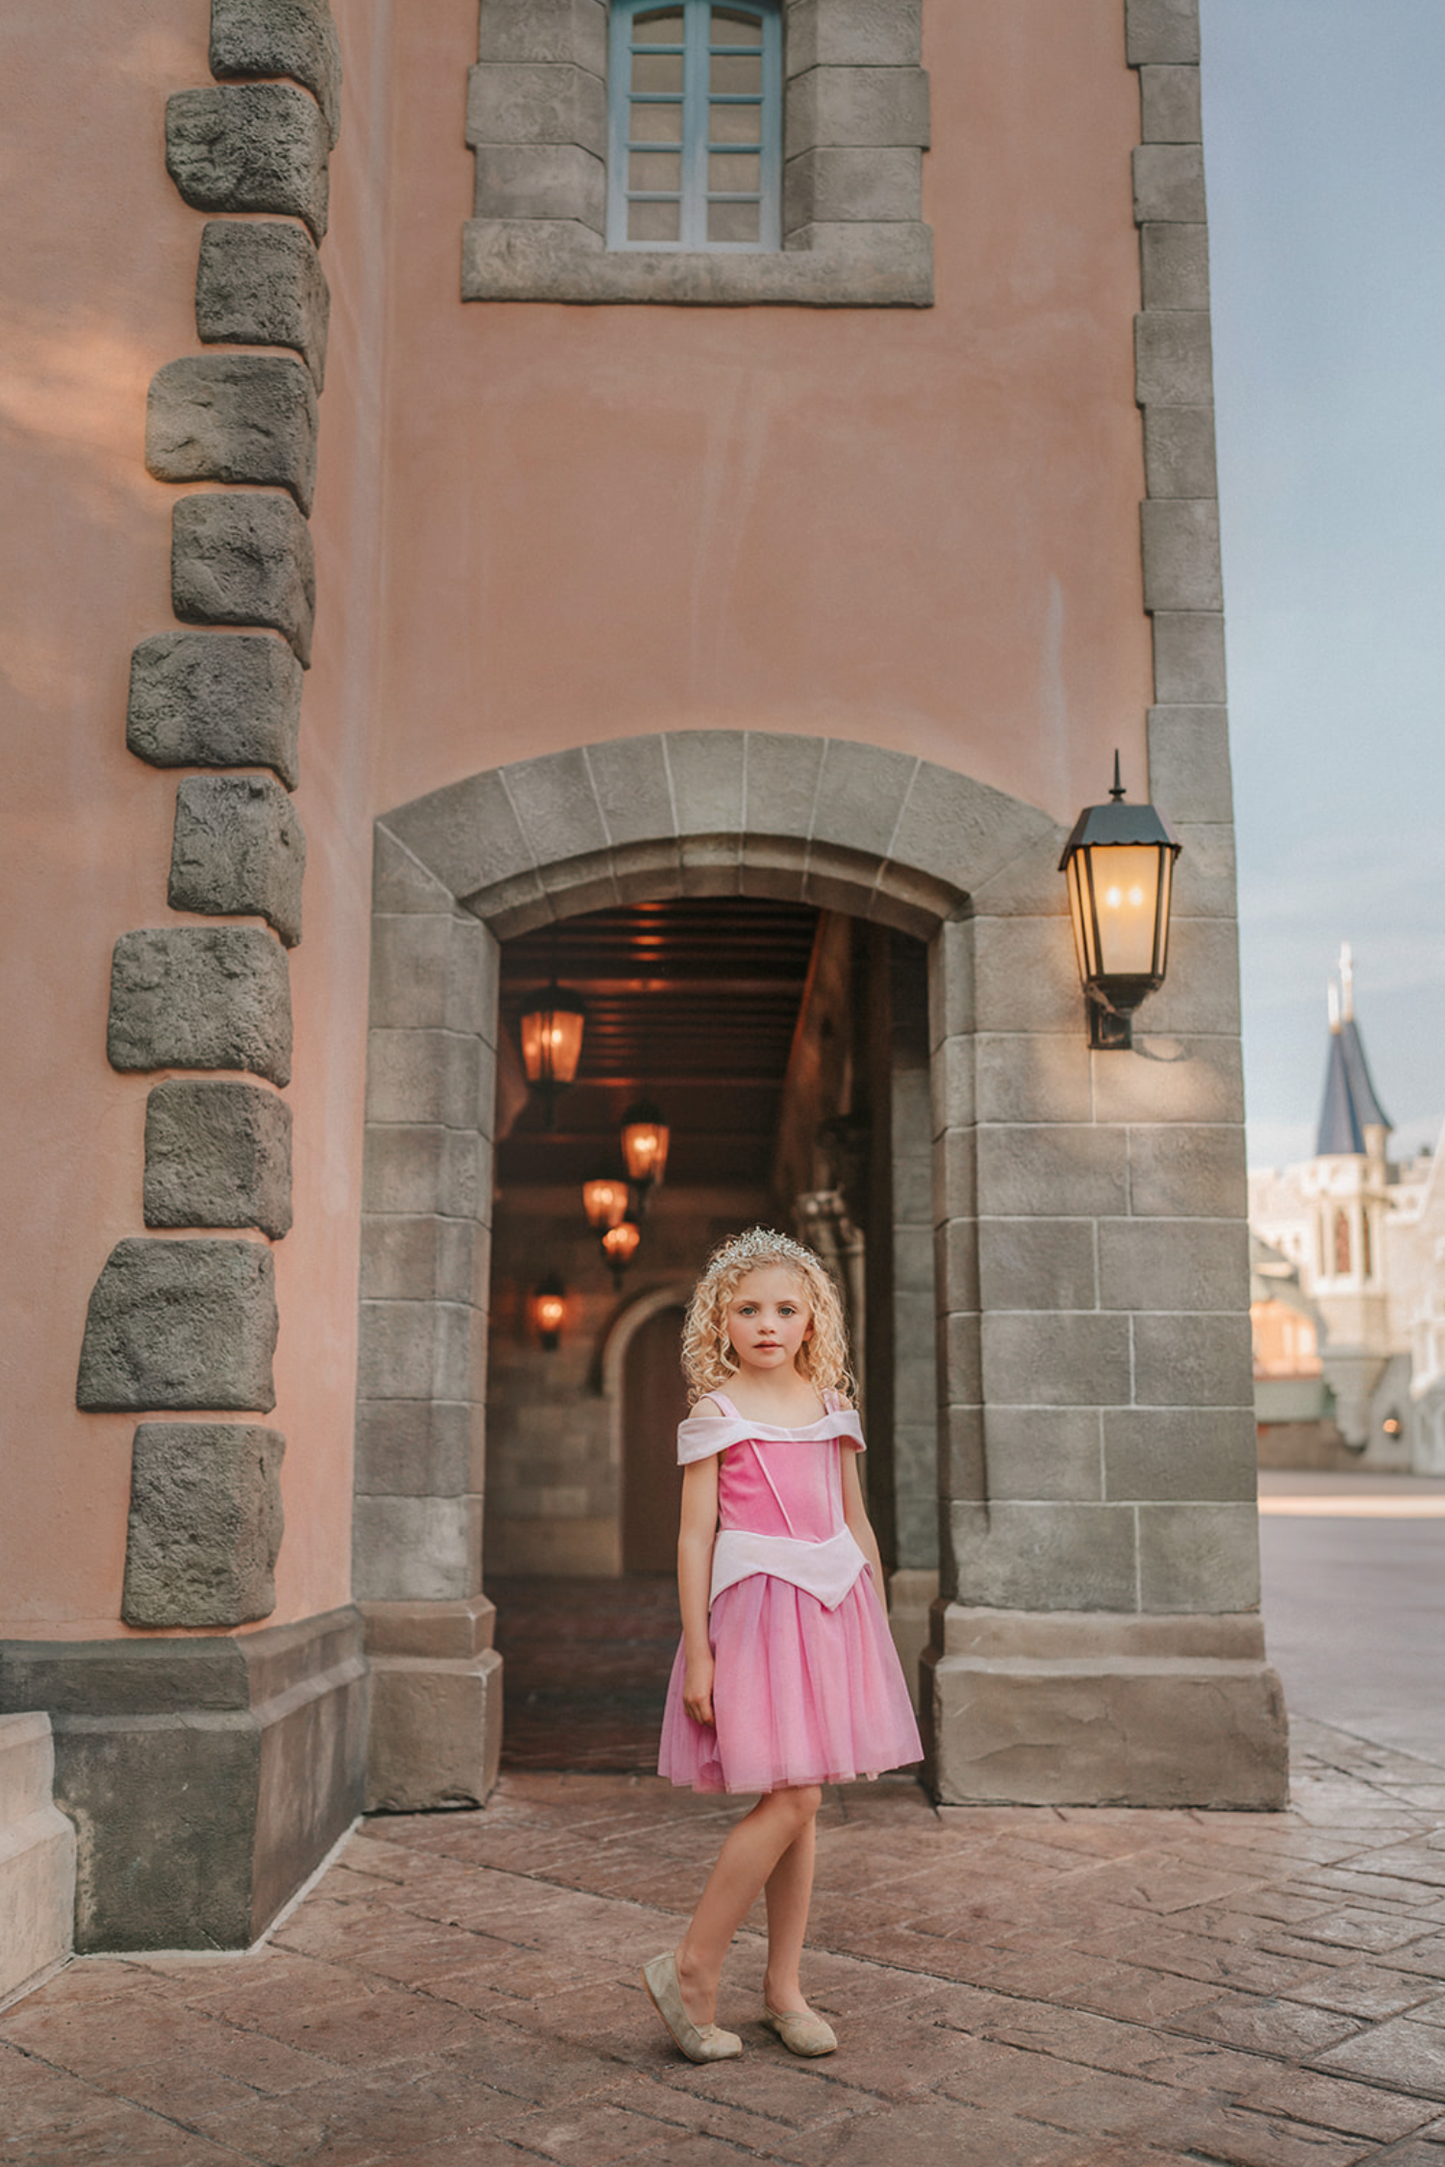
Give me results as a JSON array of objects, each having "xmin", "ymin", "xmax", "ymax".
[
  {"xmin": 600, "ymin": 1219, "xmax": 641, "ymax": 1288},
  {"xmin": 1059, "ymin": 755, "xmax": 1181, "ymax": 1050},
  {"xmin": 620, "ymin": 1097, "xmax": 670, "ymax": 1194},
  {"xmin": 519, "ymin": 983, "xmax": 586, "ymax": 1125},
  {"xmin": 529, "ymin": 1273, "xmax": 567, "ymax": 1351}
]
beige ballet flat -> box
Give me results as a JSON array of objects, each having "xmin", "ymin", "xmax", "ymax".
[
  {"xmin": 762, "ymin": 2003, "xmax": 838, "ymax": 2057},
  {"xmin": 641, "ymin": 1952, "xmax": 743, "ymax": 2063}
]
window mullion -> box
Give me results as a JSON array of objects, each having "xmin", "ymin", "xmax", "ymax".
[{"xmin": 682, "ymin": 0, "xmax": 708, "ymax": 251}]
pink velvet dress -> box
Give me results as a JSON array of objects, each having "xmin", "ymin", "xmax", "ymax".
[{"xmin": 657, "ymin": 1391, "xmax": 924, "ymax": 1794}]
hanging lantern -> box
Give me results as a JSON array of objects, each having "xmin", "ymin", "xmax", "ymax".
[
  {"xmin": 518, "ymin": 982, "xmax": 586, "ymax": 1125},
  {"xmin": 1059, "ymin": 754, "xmax": 1181, "ymax": 1050},
  {"xmin": 620, "ymin": 1097, "xmax": 670, "ymax": 1190},
  {"xmin": 582, "ymin": 1176, "xmax": 630, "ymax": 1232},
  {"xmin": 529, "ymin": 1273, "xmax": 567, "ymax": 1351},
  {"xmin": 601, "ymin": 1218, "xmax": 641, "ymax": 1288}
]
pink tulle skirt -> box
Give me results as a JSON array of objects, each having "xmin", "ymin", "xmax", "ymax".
[{"xmin": 657, "ymin": 1570, "xmax": 924, "ymax": 1795}]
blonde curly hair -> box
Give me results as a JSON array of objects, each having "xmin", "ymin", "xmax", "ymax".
[{"xmin": 681, "ymin": 1228, "xmax": 855, "ymax": 1406}]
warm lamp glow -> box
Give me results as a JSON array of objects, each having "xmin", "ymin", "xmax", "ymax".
[
  {"xmin": 518, "ymin": 984, "xmax": 586, "ymax": 1123},
  {"xmin": 620, "ymin": 1098, "xmax": 670, "ymax": 1188},
  {"xmin": 529, "ymin": 1274, "xmax": 567, "ymax": 1351},
  {"xmin": 601, "ymin": 1219, "xmax": 641, "ymax": 1286},
  {"xmin": 1059, "ymin": 756, "xmax": 1181, "ymax": 1050},
  {"xmin": 582, "ymin": 1177, "xmax": 630, "ymax": 1231}
]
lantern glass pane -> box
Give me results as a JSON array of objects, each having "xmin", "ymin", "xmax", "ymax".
[
  {"xmin": 521, "ymin": 1002, "xmax": 585, "ymax": 1086},
  {"xmin": 582, "ymin": 1178, "xmax": 630, "ymax": 1230},
  {"xmin": 1064, "ymin": 853, "xmax": 1094, "ymax": 985},
  {"xmin": 1089, "ymin": 845, "xmax": 1162, "ymax": 980},
  {"xmin": 603, "ymin": 1221, "xmax": 641, "ymax": 1264},
  {"xmin": 622, "ymin": 1119, "xmax": 670, "ymax": 1184}
]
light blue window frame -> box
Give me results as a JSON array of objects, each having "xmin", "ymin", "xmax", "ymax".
[{"xmin": 607, "ymin": 0, "xmax": 783, "ymax": 252}]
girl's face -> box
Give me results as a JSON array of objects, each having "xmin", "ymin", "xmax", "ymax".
[{"xmin": 725, "ymin": 1265, "xmax": 813, "ymax": 1379}]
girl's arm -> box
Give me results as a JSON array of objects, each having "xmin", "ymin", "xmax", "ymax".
[
  {"xmin": 677, "ymin": 1453, "xmax": 721, "ymax": 1725},
  {"xmin": 841, "ymin": 1449, "xmax": 888, "ymax": 1613}
]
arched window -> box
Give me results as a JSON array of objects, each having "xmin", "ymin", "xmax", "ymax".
[
  {"xmin": 1361, "ymin": 1206, "xmax": 1373, "ymax": 1280},
  {"xmin": 1333, "ymin": 1209, "xmax": 1351, "ymax": 1276},
  {"xmin": 607, "ymin": 1, "xmax": 783, "ymax": 251}
]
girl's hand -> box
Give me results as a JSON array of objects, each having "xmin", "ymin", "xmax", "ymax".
[{"xmin": 683, "ymin": 1652, "xmax": 716, "ymax": 1728}]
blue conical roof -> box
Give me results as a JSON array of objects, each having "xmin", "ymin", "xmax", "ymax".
[{"xmin": 1315, "ymin": 962, "xmax": 1391, "ymax": 1155}]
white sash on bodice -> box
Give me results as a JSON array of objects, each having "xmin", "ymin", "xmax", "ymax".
[{"xmin": 709, "ymin": 1523, "xmax": 868, "ymax": 1611}]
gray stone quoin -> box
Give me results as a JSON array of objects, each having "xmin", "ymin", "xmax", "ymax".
[
  {"xmin": 107, "ymin": 926, "xmax": 293, "ymax": 1086},
  {"xmin": 169, "ymin": 774, "xmax": 306, "ymax": 947},
  {"xmin": 171, "ymin": 493, "xmax": 317, "ymax": 667},
  {"xmin": 76, "ymin": 1237, "xmax": 278, "ymax": 1413},
  {"xmin": 165, "ymin": 82, "xmax": 330, "ymax": 240},
  {"xmin": 195, "ymin": 221, "xmax": 330, "ymax": 389},
  {"xmin": 209, "ymin": 0, "xmax": 344, "ymax": 147},
  {"xmin": 144, "ymin": 1079, "xmax": 293, "ymax": 1239},
  {"xmin": 122, "ymin": 1423, "xmax": 285, "ymax": 1628},
  {"xmin": 147, "ymin": 355, "xmax": 319, "ymax": 515},
  {"xmin": 126, "ymin": 631, "xmax": 303, "ymax": 787}
]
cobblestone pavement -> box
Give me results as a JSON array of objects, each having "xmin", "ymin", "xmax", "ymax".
[{"xmin": 5, "ymin": 1721, "xmax": 1445, "ymax": 2165}]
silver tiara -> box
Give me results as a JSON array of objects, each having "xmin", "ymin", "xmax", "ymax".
[{"xmin": 701, "ymin": 1226, "xmax": 820, "ymax": 1280}]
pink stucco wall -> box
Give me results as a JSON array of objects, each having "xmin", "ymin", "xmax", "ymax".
[{"xmin": 0, "ymin": 0, "xmax": 1150, "ymax": 1636}]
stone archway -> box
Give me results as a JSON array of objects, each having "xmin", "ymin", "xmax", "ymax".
[{"xmin": 356, "ymin": 729, "xmax": 1287, "ymax": 1812}]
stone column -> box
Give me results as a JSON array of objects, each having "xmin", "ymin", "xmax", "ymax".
[{"xmin": 355, "ymin": 831, "xmax": 502, "ymax": 1810}]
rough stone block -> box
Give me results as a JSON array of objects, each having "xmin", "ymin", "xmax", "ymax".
[
  {"xmin": 172, "ymin": 493, "xmax": 316, "ymax": 666},
  {"xmin": 366, "ymin": 1647, "xmax": 502, "ymax": 1811},
  {"xmin": 210, "ymin": 0, "xmax": 343, "ymax": 147},
  {"xmin": 972, "ymin": 916, "xmax": 1078, "ymax": 1035},
  {"xmin": 1097, "ymin": 1217, "xmax": 1247, "ymax": 1313},
  {"xmin": 947, "ymin": 1500, "xmax": 1139, "ymax": 1610},
  {"xmin": 978, "ymin": 1218, "xmax": 1098, "ymax": 1313},
  {"xmin": 372, "ymin": 827, "xmax": 454, "ymax": 915},
  {"xmin": 784, "ymin": 146, "xmax": 921, "ymax": 227},
  {"xmin": 787, "ymin": 0, "xmax": 923, "ymax": 69},
  {"xmin": 1139, "ymin": 61, "xmax": 1202, "ymax": 142},
  {"xmin": 667, "ymin": 731, "xmax": 749, "ymax": 838},
  {"xmin": 939, "ymin": 1402, "xmax": 984, "ymax": 1505},
  {"xmin": 365, "ymin": 1028, "xmax": 485, "ymax": 1130},
  {"xmin": 1132, "ymin": 1309, "xmax": 1255, "ymax": 1409},
  {"xmin": 0, "ymin": 1715, "xmax": 75, "ymax": 2008},
  {"xmin": 505, "ymin": 743, "xmax": 610, "ymax": 867},
  {"xmin": 935, "ymin": 1216, "xmax": 980, "ymax": 1316},
  {"xmin": 581, "ymin": 735, "xmax": 675, "ymax": 849},
  {"xmin": 77, "ymin": 1238, "xmax": 278, "ymax": 1413},
  {"xmin": 1138, "ymin": 1502, "xmax": 1261, "ymax": 1611},
  {"xmin": 1140, "ymin": 497, "xmax": 1222, "ymax": 612},
  {"xmin": 1125, "ymin": 0, "xmax": 1201, "ymax": 66},
  {"xmin": 362, "ymin": 1126, "xmax": 486, "ymax": 1221},
  {"xmin": 352, "ymin": 1495, "xmax": 483, "ymax": 1604},
  {"xmin": 1141, "ymin": 914, "xmax": 1241, "ymax": 1036},
  {"xmin": 1134, "ymin": 310, "xmax": 1213, "ymax": 408},
  {"xmin": 1104, "ymin": 1405, "xmax": 1257, "ymax": 1503},
  {"xmin": 354, "ymin": 1398, "xmax": 479, "ymax": 1497},
  {"xmin": 166, "ymin": 83, "xmax": 330, "ymax": 240},
  {"xmin": 930, "ymin": 1033, "xmax": 975, "ymax": 1133},
  {"xmin": 126, "ymin": 630, "xmax": 302, "ymax": 788},
  {"xmin": 786, "ymin": 65, "xmax": 930, "ymax": 156},
  {"xmin": 144, "ymin": 1079, "xmax": 293, "ymax": 1239},
  {"xmin": 803, "ymin": 738, "xmax": 911, "ymax": 861},
  {"xmin": 386, "ymin": 769, "xmax": 533, "ymax": 903},
  {"xmin": 474, "ymin": 141, "xmax": 603, "ymax": 225},
  {"xmin": 973, "ymin": 1032, "xmax": 1092, "ymax": 1126},
  {"xmin": 977, "ymin": 1125, "xmax": 1128, "ymax": 1219},
  {"xmin": 196, "ymin": 220, "xmax": 330, "ymax": 390},
  {"xmin": 983, "ymin": 1406, "xmax": 1104, "ymax": 1503},
  {"xmin": 889, "ymin": 767, "xmax": 1057, "ymax": 910},
  {"xmin": 1142, "ymin": 405, "xmax": 1217, "ymax": 501},
  {"xmin": 1166, "ymin": 817, "xmax": 1236, "ymax": 919},
  {"xmin": 466, "ymin": 62, "xmax": 605, "ymax": 153},
  {"xmin": 122, "ymin": 1423, "xmax": 284, "ymax": 1628},
  {"xmin": 476, "ymin": 0, "xmax": 607, "ymax": 70},
  {"xmin": 1090, "ymin": 1030, "xmax": 1244, "ymax": 1127},
  {"xmin": 1147, "ymin": 702, "xmax": 1233, "ymax": 822},
  {"xmin": 1132, "ymin": 142, "xmax": 1206, "ymax": 225},
  {"xmin": 147, "ymin": 355, "xmax": 318, "ymax": 514},
  {"xmin": 169, "ymin": 774, "xmax": 306, "ymax": 946},
  {"xmin": 1128, "ymin": 1122, "xmax": 1247, "ymax": 1220},
  {"xmin": 1139, "ymin": 220, "xmax": 1210, "ymax": 308},
  {"xmin": 932, "ymin": 1129, "xmax": 976, "ymax": 1219},
  {"xmin": 107, "ymin": 927, "xmax": 292, "ymax": 1085},
  {"xmin": 1152, "ymin": 611, "xmax": 1227, "ymax": 704},
  {"xmin": 982, "ymin": 1312, "xmax": 1132, "ymax": 1410}
]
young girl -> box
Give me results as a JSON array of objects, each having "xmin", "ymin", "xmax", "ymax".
[{"xmin": 642, "ymin": 1228, "xmax": 923, "ymax": 2064}]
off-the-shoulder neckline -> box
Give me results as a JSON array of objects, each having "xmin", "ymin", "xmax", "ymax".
[{"xmin": 685, "ymin": 1401, "xmax": 857, "ymax": 1436}]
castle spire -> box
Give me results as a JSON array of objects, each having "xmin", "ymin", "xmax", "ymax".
[{"xmin": 1315, "ymin": 945, "xmax": 1391, "ymax": 1156}]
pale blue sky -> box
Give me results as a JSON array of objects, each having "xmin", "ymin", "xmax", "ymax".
[{"xmin": 1200, "ymin": 0, "xmax": 1445, "ymax": 1168}]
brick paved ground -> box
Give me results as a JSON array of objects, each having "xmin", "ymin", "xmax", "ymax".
[{"xmin": 5, "ymin": 1718, "xmax": 1445, "ymax": 2166}]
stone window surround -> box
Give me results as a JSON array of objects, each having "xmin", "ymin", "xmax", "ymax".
[
  {"xmin": 463, "ymin": 0, "xmax": 933, "ymax": 306},
  {"xmin": 358, "ymin": 728, "xmax": 1286, "ymax": 1812}
]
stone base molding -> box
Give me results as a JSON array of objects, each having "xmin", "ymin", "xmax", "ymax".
[
  {"xmin": 0, "ymin": 1715, "xmax": 76, "ymax": 2009},
  {"xmin": 362, "ymin": 1597, "xmax": 502, "ymax": 1812},
  {"xmin": 0, "ymin": 1609, "xmax": 367, "ymax": 1953},
  {"xmin": 922, "ymin": 1606, "xmax": 1288, "ymax": 1809}
]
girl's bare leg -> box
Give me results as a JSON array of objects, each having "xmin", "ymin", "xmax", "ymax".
[
  {"xmin": 761, "ymin": 1813, "xmax": 816, "ymax": 2013},
  {"xmin": 675, "ymin": 1786, "xmax": 821, "ymax": 2024}
]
